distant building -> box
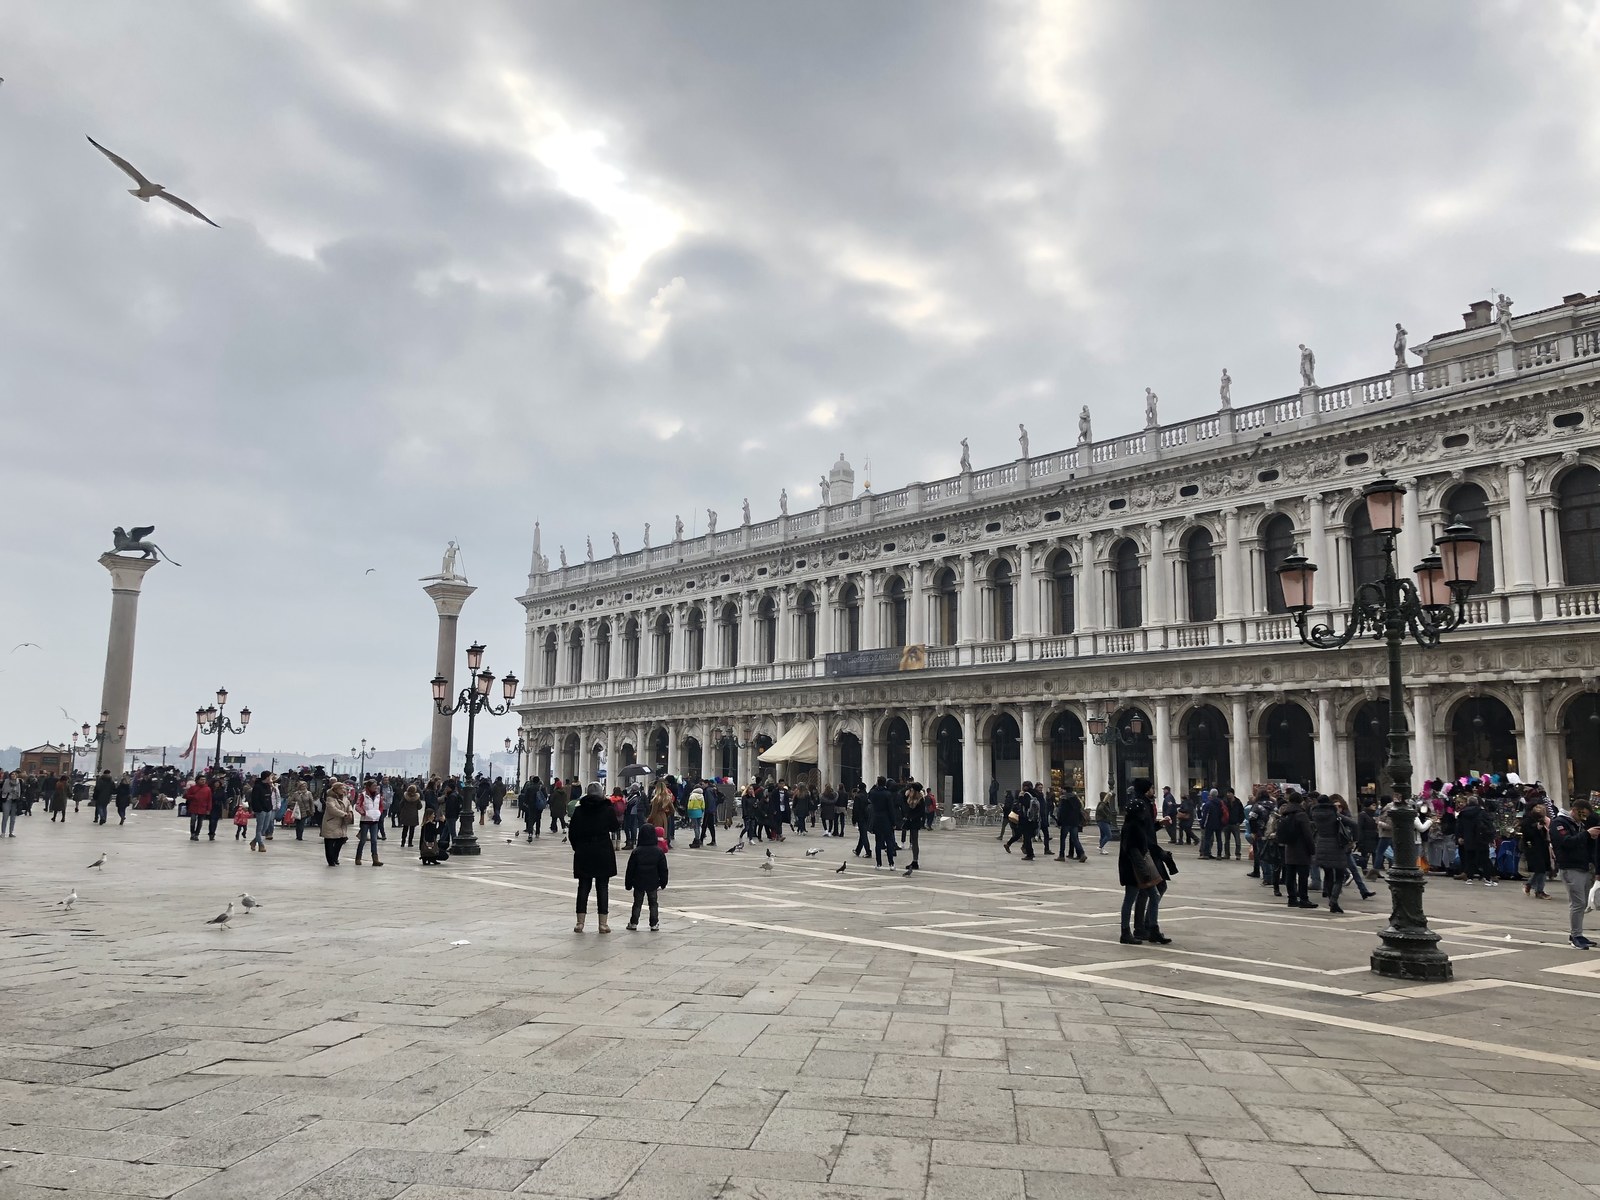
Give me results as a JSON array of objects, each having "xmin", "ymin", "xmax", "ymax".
[
  {"xmin": 19, "ymin": 744, "xmax": 70, "ymax": 776},
  {"xmin": 515, "ymin": 287, "xmax": 1600, "ymax": 805}
]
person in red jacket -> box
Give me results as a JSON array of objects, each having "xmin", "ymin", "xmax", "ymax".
[{"xmin": 184, "ymin": 777, "xmax": 213, "ymax": 841}]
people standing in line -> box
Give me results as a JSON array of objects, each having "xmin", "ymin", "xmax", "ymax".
[
  {"xmin": 353, "ymin": 779, "xmax": 385, "ymax": 866},
  {"xmin": 91, "ymin": 770, "xmax": 114, "ymax": 825},
  {"xmin": 395, "ymin": 783, "xmax": 422, "ymax": 848},
  {"xmin": 1522, "ymin": 800, "xmax": 1553, "ymax": 899},
  {"xmin": 1095, "ymin": 791, "xmax": 1116, "ymax": 855},
  {"xmin": 290, "ymin": 778, "xmax": 314, "ymax": 840},
  {"xmin": 1551, "ymin": 795, "xmax": 1599, "ymax": 950},
  {"xmin": 624, "ymin": 825, "xmax": 669, "ymax": 931},
  {"xmin": 1199, "ymin": 788, "xmax": 1224, "ymax": 859},
  {"xmin": 1175, "ymin": 789, "xmax": 1195, "ymax": 845},
  {"xmin": 1276, "ymin": 787, "xmax": 1316, "ymax": 909},
  {"xmin": 321, "ymin": 781, "xmax": 354, "ymax": 866},
  {"xmin": 902, "ymin": 782, "xmax": 926, "ymax": 871},
  {"xmin": 1, "ymin": 771, "xmax": 22, "ymax": 837},
  {"xmin": 571, "ymin": 783, "xmax": 620, "ymax": 933},
  {"xmin": 868, "ymin": 776, "xmax": 897, "ymax": 869},
  {"xmin": 184, "ymin": 775, "xmax": 214, "ymax": 841},
  {"xmin": 1246, "ymin": 791, "xmax": 1273, "ymax": 880}
]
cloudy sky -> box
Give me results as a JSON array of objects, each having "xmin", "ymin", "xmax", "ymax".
[{"xmin": 2, "ymin": 0, "xmax": 1597, "ymax": 759}]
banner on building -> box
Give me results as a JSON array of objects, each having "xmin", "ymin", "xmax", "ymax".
[{"xmin": 824, "ymin": 644, "xmax": 929, "ymax": 679}]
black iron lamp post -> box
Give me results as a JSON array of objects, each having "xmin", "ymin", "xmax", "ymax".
[
  {"xmin": 196, "ymin": 688, "xmax": 251, "ymax": 771},
  {"xmin": 1087, "ymin": 710, "xmax": 1145, "ymax": 800},
  {"xmin": 1276, "ymin": 477, "xmax": 1482, "ymax": 981},
  {"xmin": 506, "ymin": 732, "xmax": 527, "ymax": 788},
  {"xmin": 430, "ymin": 641, "xmax": 517, "ymax": 857},
  {"xmin": 70, "ymin": 711, "xmax": 123, "ymax": 775},
  {"xmin": 352, "ymin": 739, "xmax": 374, "ymax": 784}
]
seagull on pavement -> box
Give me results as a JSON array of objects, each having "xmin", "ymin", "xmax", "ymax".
[
  {"xmin": 759, "ymin": 860, "xmax": 774, "ymax": 872},
  {"xmin": 238, "ymin": 893, "xmax": 263, "ymax": 913},
  {"xmin": 87, "ymin": 136, "xmax": 220, "ymax": 227},
  {"xmin": 835, "ymin": 862, "xmax": 847, "ymax": 873},
  {"xmin": 58, "ymin": 888, "xmax": 78, "ymax": 911},
  {"xmin": 88, "ymin": 853, "xmax": 108, "ymax": 870},
  {"xmin": 206, "ymin": 902, "xmax": 234, "ymax": 930}
]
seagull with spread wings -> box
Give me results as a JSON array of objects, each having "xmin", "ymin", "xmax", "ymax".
[{"xmin": 87, "ymin": 136, "xmax": 219, "ymax": 228}]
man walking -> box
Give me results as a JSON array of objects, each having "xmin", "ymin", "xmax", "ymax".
[{"xmin": 1551, "ymin": 795, "xmax": 1599, "ymax": 950}]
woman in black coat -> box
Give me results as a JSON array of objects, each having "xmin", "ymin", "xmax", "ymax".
[
  {"xmin": 1117, "ymin": 783, "xmax": 1163, "ymax": 944},
  {"xmin": 1521, "ymin": 801, "xmax": 1552, "ymax": 899},
  {"xmin": 570, "ymin": 784, "xmax": 620, "ymax": 934}
]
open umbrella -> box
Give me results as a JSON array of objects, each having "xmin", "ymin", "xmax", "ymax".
[{"xmin": 618, "ymin": 764, "xmax": 654, "ymax": 781}]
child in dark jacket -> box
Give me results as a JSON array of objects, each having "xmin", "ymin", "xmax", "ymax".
[{"xmin": 624, "ymin": 825, "xmax": 670, "ymax": 931}]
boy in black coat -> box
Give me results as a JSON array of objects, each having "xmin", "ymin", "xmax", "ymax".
[{"xmin": 625, "ymin": 825, "xmax": 670, "ymax": 931}]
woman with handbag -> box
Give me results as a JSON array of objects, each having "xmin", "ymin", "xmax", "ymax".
[
  {"xmin": 320, "ymin": 781, "xmax": 355, "ymax": 867},
  {"xmin": 1118, "ymin": 779, "xmax": 1165, "ymax": 944}
]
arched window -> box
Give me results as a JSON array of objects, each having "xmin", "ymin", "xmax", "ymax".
[
  {"xmin": 797, "ymin": 590, "xmax": 818, "ymax": 659},
  {"xmin": 685, "ymin": 607, "xmax": 704, "ymax": 672},
  {"xmin": 757, "ymin": 596, "xmax": 777, "ymax": 664},
  {"xmin": 1557, "ymin": 465, "xmax": 1600, "ymax": 586},
  {"xmin": 1348, "ymin": 503, "xmax": 1387, "ymax": 592},
  {"xmin": 1262, "ymin": 514, "xmax": 1297, "ymax": 614},
  {"xmin": 594, "ymin": 621, "xmax": 612, "ymax": 681},
  {"xmin": 989, "ymin": 560, "xmax": 1015, "ymax": 641},
  {"xmin": 652, "ymin": 613, "xmax": 671, "ymax": 676},
  {"xmin": 934, "ymin": 569, "xmax": 959, "ymax": 646},
  {"xmin": 622, "ymin": 619, "xmax": 640, "ymax": 679},
  {"xmin": 1443, "ymin": 483, "xmax": 1495, "ymax": 593},
  {"xmin": 1184, "ymin": 528, "xmax": 1217, "ymax": 622},
  {"xmin": 885, "ymin": 577, "xmax": 908, "ymax": 648},
  {"xmin": 839, "ymin": 582, "xmax": 862, "ymax": 652},
  {"xmin": 1114, "ymin": 539, "xmax": 1142, "ymax": 629},
  {"xmin": 718, "ymin": 602, "xmax": 740, "ymax": 667},
  {"xmin": 566, "ymin": 627, "xmax": 584, "ymax": 685},
  {"xmin": 542, "ymin": 632, "xmax": 558, "ymax": 687},
  {"xmin": 1049, "ymin": 551, "xmax": 1075, "ymax": 635}
]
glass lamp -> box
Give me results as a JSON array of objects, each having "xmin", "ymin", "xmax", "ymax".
[
  {"xmin": 1414, "ymin": 553, "xmax": 1449, "ymax": 609},
  {"xmin": 430, "ymin": 675, "xmax": 449, "ymax": 703},
  {"xmin": 501, "ymin": 672, "xmax": 519, "ymax": 702},
  {"xmin": 466, "ymin": 642, "xmax": 486, "ymax": 671},
  {"xmin": 1434, "ymin": 520, "xmax": 1483, "ymax": 591},
  {"xmin": 1362, "ymin": 478, "xmax": 1405, "ymax": 535},
  {"xmin": 1276, "ymin": 554, "xmax": 1317, "ymax": 613}
]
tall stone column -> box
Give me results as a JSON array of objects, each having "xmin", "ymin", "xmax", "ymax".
[
  {"xmin": 1229, "ymin": 695, "xmax": 1251, "ymax": 788},
  {"xmin": 1153, "ymin": 697, "xmax": 1174, "ymax": 794},
  {"xmin": 1016, "ymin": 546, "xmax": 1036, "ymax": 639},
  {"xmin": 959, "ymin": 555, "xmax": 978, "ymax": 645},
  {"xmin": 908, "ymin": 563, "xmax": 927, "ymax": 645},
  {"xmin": 1518, "ymin": 683, "xmax": 1543, "ymax": 786},
  {"xmin": 1077, "ymin": 532, "xmax": 1099, "ymax": 633},
  {"xmin": 1222, "ymin": 508, "xmax": 1244, "ymax": 620},
  {"xmin": 423, "ymin": 578, "xmax": 476, "ymax": 780},
  {"xmin": 96, "ymin": 554, "xmax": 160, "ymax": 776},
  {"xmin": 960, "ymin": 706, "xmax": 981, "ymax": 807},
  {"xmin": 1315, "ymin": 694, "xmax": 1335, "ymax": 793}
]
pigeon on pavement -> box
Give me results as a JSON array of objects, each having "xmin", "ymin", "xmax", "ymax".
[
  {"xmin": 835, "ymin": 862, "xmax": 847, "ymax": 873},
  {"xmin": 87, "ymin": 135, "xmax": 220, "ymax": 227}
]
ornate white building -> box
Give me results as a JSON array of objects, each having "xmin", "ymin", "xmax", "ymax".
[{"xmin": 516, "ymin": 290, "xmax": 1600, "ymax": 805}]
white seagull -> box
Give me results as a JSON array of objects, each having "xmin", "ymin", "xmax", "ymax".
[
  {"xmin": 238, "ymin": 892, "xmax": 263, "ymax": 913},
  {"xmin": 58, "ymin": 888, "xmax": 78, "ymax": 911},
  {"xmin": 87, "ymin": 136, "xmax": 220, "ymax": 227},
  {"xmin": 88, "ymin": 853, "xmax": 108, "ymax": 870},
  {"xmin": 804, "ymin": 847, "xmax": 822, "ymax": 858},
  {"xmin": 206, "ymin": 902, "xmax": 234, "ymax": 931},
  {"xmin": 760, "ymin": 860, "xmax": 774, "ymax": 872}
]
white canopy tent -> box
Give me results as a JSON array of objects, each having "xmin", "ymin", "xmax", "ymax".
[{"xmin": 757, "ymin": 720, "xmax": 819, "ymax": 764}]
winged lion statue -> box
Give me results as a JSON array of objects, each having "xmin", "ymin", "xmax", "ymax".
[{"xmin": 110, "ymin": 526, "xmax": 181, "ymax": 566}]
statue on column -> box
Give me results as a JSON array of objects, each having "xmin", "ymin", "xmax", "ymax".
[
  {"xmin": 819, "ymin": 473, "xmax": 829, "ymax": 501},
  {"xmin": 741, "ymin": 498, "xmax": 751, "ymax": 526},
  {"xmin": 779, "ymin": 489, "xmax": 788, "ymax": 516},
  {"xmin": 643, "ymin": 523, "xmax": 651, "ymax": 549},
  {"xmin": 1393, "ymin": 323, "xmax": 1408, "ymax": 368},
  {"xmin": 611, "ymin": 531, "xmax": 621, "ymax": 556},
  {"xmin": 559, "ymin": 546, "xmax": 568, "ymax": 569},
  {"xmin": 585, "ymin": 537, "xmax": 594, "ymax": 562},
  {"xmin": 110, "ymin": 525, "xmax": 180, "ymax": 565},
  {"xmin": 706, "ymin": 509, "xmax": 717, "ymax": 537},
  {"xmin": 1298, "ymin": 343, "xmax": 1316, "ymax": 389},
  {"xmin": 439, "ymin": 539, "xmax": 460, "ymax": 579},
  {"xmin": 1495, "ymin": 293, "xmax": 1514, "ymax": 342},
  {"xmin": 1077, "ymin": 405, "xmax": 1092, "ymax": 445},
  {"xmin": 1144, "ymin": 388, "xmax": 1159, "ymax": 428},
  {"xmin": 1219, "ymin": 368, "xmax": 1231, "ymax": 409},
  {"xmin": 674, "ymin": 514, "xmax": 684, "ymax": 542},
  {"xmin": 1018, "ymin": 423, "xmax": 1029, "ymax": 458},
  {"xmin": 959, "ymin": 438, "xmax": 972, "ymax": 473}
]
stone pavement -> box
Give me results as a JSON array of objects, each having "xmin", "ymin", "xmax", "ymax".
[{"xmin": 2, "ymin": 811, "xmax": 1598, "ymax": 1199}]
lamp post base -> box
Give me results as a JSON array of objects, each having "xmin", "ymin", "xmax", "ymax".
[
  {"xmin": 452, "ymin": 817, "xmax": 483, "ymax": 857},
  {"xmin": 1370, "ymin": 866, "xmax": 1453, "ymax": 981}
]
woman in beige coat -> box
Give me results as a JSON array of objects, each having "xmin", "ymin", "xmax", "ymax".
[{"xmin": 320, "ymin": 782, "xmax": 355, "ymax": 866}]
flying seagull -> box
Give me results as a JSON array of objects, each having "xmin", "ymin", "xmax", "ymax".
[
  {"xmin": 88, "ymin": 853, "xmax": 108, "ymax": 870},
  {"xmin": 87, "ymin": 136, "xmax": 220, "ymax": 227},
  {"xmin": 206, "ymin": 902, "xmax": 234, "ymax": 930},
  {"xmin": 805, "ymin": 848, "xmax": 822, "ymax": 858},
  {"xmin": 11, "ymin": 642, "xmax": 40, "ymax": 653},
  {"xmin": 238, "ymin": 892, "xmax": 263, "ymax": 913},
  {"xmin": 364, "ymin": 568, "xmax": 376, "ymax": 575},
  {"xmin": 835, "ymin": 862, "xmax": 847, "ymax": 873},
  {"xmin": 58, "ymin": 888, "xmax": 78, "ymax": 911}
]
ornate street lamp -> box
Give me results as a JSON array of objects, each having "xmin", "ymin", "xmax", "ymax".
[
  {"xmin": 197, "ymin": 688, "xmax": 251, "ymax": 771},
  {"xmin": 1277, "ymin": 478, "xmax": 1482, "ymax": 981},
  {"xmin": 352, "ymin": 739, "xmax": 374, "ymax": 784},
  {"xmin": 430, "ymin": 641, "xmax": 517, "ymax": 857},
  {"xmin": 506, "ymin": 732, "xmax": 528, "ymax": 789},
  {"xmin": 70, "ymin": 711, "xmax": 123, "ymax": 774},
  {"xmin": 1088, "ymin": 710, "xmax": 1144, "ymax": 746}
]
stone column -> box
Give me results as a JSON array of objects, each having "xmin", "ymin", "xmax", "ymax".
[
  {"xmin": 423, "ymin": 578, "xmax": 477, "ymax": 780},
  {"xmin": 737, "ymin": 734, "xmax": 752, "ymax": 787},
  {"xmin": 1077, "ymin": 532, "xmax": 1099, "ymax": 633},
  {"xmin": 1019, "ymin": 704, "xmax": 1039, "ymax": 787},
  {"xmin": 1229, "ymin": 695, "xmax": 1250, "ymax": 788},
  {"xmin": 907, "ymin": 709, "xmax": 927, "ymax": 785},
  {"xmin": 1153, "ymin": 697, "xmax": 1174, "ymax": 793},
  {"xmin": 1017, "ymin": 546, "xmax": 1036, "ymax": 639},
  {"xmin": 1084, "ymin": 717, "xmax": 1109, "ymax": 803},
  {"xmin": 1222, "ymin": 508, "xmax": 1244, "ymax": 620},
  {"xmin": 960, "ymin": 706, "xmax": 980, "ymax": 807},
  {"xmin": 1519, "ymin": 683, "xmax": 1543, "ymax": 786},
  {"xmin": 959, "ymin": 555, "xmax": 978, "ymax": 645},
  {"xmin": 1146, "ymin": 521, "xmax": 1169, "ymax": 642},
  {"xmin": 1506, "ymin": 461, "xmax": 1537, "ymax": 621},
  {"xmin": 95, "ymin": 554, "xmax": 160, "ymax": 776},
  {"xmin": 605, "ymin": 727, "xmax": 619, "ymax": 792},
  {"xmin": 665, "ymin": 723, "xmax": 679, "ymax": 777},
  {"xmin": 908, "ymin": 564, "xmax": 927, "ymax": 645},
  {"xmin": 1315, "ymin": 694, "xmax": 1335, "ymax": 793},
  {"xmin": 817, "ymin": 718, "xmax": 833, "ymax": 790},
  {"xmin": 1411, "ymin": 688, "xmax": 1435, "ymax": 787},
  {"xmin": 1399, "ymin": 477, "xmax": 1422, "ymax": 579}
]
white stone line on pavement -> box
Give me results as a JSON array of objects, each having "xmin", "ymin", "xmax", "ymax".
[
  {"xmin": 1367, "ymin": 976, "xmax": 1600, "ymax": 1002},
  {"xmin": 1541, "ymin": 957, "xmax": 1600, "ymax": 978},
  {"xmin": 885, "ymin": 927, "xmax": 1044, "ymax": 950},
  {"xmin": 672, "ymin": 907, "xmax": 1600, "ymax": 1076}
]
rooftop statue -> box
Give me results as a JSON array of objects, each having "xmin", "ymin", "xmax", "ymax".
[{"xmin": 110, "ymin": 525, "xmax": 180, "ymax": 566}]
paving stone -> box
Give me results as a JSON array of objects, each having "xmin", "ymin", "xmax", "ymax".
[
  {"xmin": 927, "ymin": 1163, "xmax": 1025, "ymax": 1200},
  {"xmin": 1104, "ymin": 1131, "xmax": 1211, "ymax": 1181},
  {"xmin": 1204, "ymin": 1160, "xmax": 1319, "ymax": 1200},
  {"xmin": 514, "ymin": 1137, "xmax": 654, "ymax": 1197}
]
